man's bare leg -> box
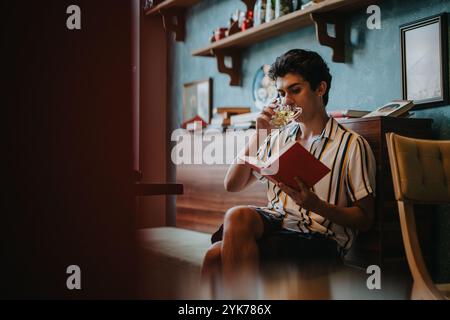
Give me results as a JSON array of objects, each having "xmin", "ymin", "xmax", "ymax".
[
  {"xmin": 221, "ymin": 206, "xmax": 264, "ymax": 291},
  {"xmin": 201, "ymin": 241, "xmax": 222, "ymax": 298},
  {"xmin": 201, "ymin": 241, "xmax": 222, "ymax": 282}
]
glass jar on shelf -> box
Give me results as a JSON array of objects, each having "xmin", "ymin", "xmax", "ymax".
[
  {"xmin": 290, "ymin": 0, "xmax": 303, "ymax": 12},
  {"xmin": 275, "ymin": 0, "xmax": 291, "ymax": 18}
]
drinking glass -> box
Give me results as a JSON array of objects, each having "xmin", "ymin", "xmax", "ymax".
[{"xmin": 270, "ymin": 97, "xmax": 302, "ymax": 128}]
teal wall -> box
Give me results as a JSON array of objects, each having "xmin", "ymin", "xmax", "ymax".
[{"xmin": 169, "ymin": 0, "xmax": 450, "ymax": 281}]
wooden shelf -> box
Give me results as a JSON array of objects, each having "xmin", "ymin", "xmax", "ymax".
[
  {"xmin": 192, "ymin": 0, "xmax": 375, "ymax": 57},
  {"xmin": 145, "ymin": 0, "xmax": 202, "ymax": 16},
  {"xmin": 191, "ymin": 0, "xmax": 380, "ymax": 86},
  {"xmin": 145, "ymin": 0, "xmax": 203, "ymax": 41}
]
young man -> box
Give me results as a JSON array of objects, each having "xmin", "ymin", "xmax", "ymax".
[{"xmin": 201, "ymin": 49, "xmax": 376, "ymax": 285}]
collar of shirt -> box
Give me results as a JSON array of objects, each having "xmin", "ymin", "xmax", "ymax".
[{"xmin": 288, "ymin": 116, "xmax": 338, "ymax": 144}]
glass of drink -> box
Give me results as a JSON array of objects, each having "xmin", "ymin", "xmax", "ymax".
[{"xmin": 270, "ymin": 97, "xmax": 302, "ymax": 129}]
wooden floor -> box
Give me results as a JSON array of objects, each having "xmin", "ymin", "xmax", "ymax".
[{"xmin": 175, "ymin": 262, "xmax": 412, "ymax": 300}]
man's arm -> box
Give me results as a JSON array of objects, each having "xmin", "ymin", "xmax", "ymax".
[
  {"xmin": 224, "ymin": 104, "xmax": 276, "ymax": 192},
  {"xmin": 224, "ymin": 131, "xmax": 263, "ymax": 192},
  {"xmin": 278, "ymin": 178, "xmax": 375, "ymax": 232},
  {"xmin": 314, "ymin": 194, "xmax": 374, "ymax": 232}
]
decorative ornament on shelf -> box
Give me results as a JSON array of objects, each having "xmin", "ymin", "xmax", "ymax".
[
  {"xmin": 142, "ymin": 0, "xmax": 160, "ymax": 11},
  {"xmin": 214, "ymin": 27, "xmax": 228, "ymax": 41},
  {"xmin": 228, "ymin": 18, "xmax": 240, "ymax": 36},
  {"xmin": 242, "ymin": 10, "xmax": 254, "ymax": 31},
  {"xmin": 290, "ymin": 0, "xmax": 301, "ymax": 11},
  {"xmin": 253, "ymin": 64, "xmax": 278, "ymax": 111}
]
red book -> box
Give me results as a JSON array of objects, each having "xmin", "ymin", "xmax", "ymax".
[
  {"xmin": 181, "ymin": 115, "xmax": 207, "ymax": 129},
  {"xmin": 239, "ymin": 141, "xmax": 330, "ymax": 189}
]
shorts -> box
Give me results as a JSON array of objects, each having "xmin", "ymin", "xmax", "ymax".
[{"xmin": 211, "ymin": 206, "xmax": 342, "ymax": 264}]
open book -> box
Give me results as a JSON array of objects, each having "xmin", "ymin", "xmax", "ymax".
[
  {"xmin": 362, "ymin": 100, "xmax": 414, "ymax": 118},
  {"xmin": 239, "ymin": 141, "xmax": 330, "ymax": 189}
]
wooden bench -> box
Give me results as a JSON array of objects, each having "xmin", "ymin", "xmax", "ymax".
[
  {"xmin": 137, "ymin": 226, "xmax": 414, "ymax": 299},
  {"xmin": 137, "ymin": 227, "xmax": 212, "ymax": 299}
]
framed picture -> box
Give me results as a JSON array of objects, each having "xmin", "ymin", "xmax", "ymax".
[
  {"xmin": 182, "ymin": 78, "xmax": 212, "ymax": 124},
  {"xmin": 400, "ymin": 13, "xmax": 448, "ymax": 109}
]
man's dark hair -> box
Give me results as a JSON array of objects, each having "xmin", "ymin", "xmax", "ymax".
[{"xmin": 268, "ymin": 49, "xmax": 332, "ymax": 106}]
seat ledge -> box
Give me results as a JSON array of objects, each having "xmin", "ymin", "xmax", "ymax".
[{"xmin": 436, "ymin": 283, "xmax": 450, "ymax": 299}]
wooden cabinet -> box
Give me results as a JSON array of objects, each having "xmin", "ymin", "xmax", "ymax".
[
  {"xmin": 176, "ymin": 117, "xmax": 434, "ymax": 270},
  {"xmin": 337, "ymin": 116, "xmax": 434, "ymax": 270}
]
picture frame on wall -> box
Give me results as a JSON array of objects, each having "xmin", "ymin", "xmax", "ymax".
[
  {"xmin": 182, "ymin": 78, "xmax": 212, "ymax": 124},
  {"xmin": 400, "ymin": 13, "xmax": 449, "ymax": 109}
]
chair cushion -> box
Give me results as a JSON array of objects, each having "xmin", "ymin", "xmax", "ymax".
[
  {"xmin": 137, "ymin": 227, "xmax": 211, "ymax": 268},
  {"xmin": 392, "ymin": 134, "xmax": 450, "ymax": 202}
]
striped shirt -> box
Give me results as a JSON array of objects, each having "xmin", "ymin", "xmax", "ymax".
[{"xmin": 252, "ymin": 117, "xmax": 376, "ymax": 254}]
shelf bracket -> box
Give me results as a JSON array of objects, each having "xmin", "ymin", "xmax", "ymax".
[
  {"xmin": 310, "ymin": 13, "xmax": 345, "ymax": 63},
  {"xmin": 213, "ymin": 50, "xmax": 241, "ymax": 86},
  {"xmin": 159, "ymin": 9, "xmax": 186, "ymax": 42}
]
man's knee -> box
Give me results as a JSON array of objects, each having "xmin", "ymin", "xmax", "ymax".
[{"xmin": 223, "ymin": 206, "xmax": 263, "ymax": 239}]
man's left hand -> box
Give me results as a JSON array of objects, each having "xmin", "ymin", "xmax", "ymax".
[{"xmin": 277, "ymin": 177, "xmax": 323, "ymax": 212}]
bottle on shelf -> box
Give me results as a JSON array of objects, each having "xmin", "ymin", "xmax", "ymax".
[
  {"xmin": 265, "ymin": 0, "xmax": 275, "ymax": 23},
  {"xmin": 290, "ymin": 0, "xmax": 304, "ymax": 12},
  {"xmin": 254, "ymin": 0, "xmax": 266, "ymax": 26}
]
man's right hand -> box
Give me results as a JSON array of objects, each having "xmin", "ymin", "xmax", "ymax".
[
  {"xmin": 225, "ymin": 102, "xmax": 277, "ymax": 192},
  {"xmin": 256, "ymin": 100, "xmax": 277, "ymax": 134}
]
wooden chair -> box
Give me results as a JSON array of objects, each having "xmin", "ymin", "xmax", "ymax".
[{"xmin": 386, "ymin": 132, "xmax": 450, "ymax": 300}]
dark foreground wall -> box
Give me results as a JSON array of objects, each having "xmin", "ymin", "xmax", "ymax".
[{"xmin": 3, "ymin": 0, "xmax": 137, "ymax": 298}]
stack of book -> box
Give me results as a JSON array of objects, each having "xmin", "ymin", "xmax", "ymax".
[
  {"xmin": 230, "ymin": 111, "xmax": 260, "ymax": 130},
  {"xmin": 211, "ymin": 107, "xmax": 251, "ymax": 128}
]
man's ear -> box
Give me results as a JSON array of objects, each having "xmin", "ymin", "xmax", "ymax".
[{"xmin": 316, "ymin": 81, "xmax": 327, "ymax": 97}]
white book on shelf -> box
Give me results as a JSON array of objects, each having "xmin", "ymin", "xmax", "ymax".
[{"xmin": 230, "ymin": 112, "xmax": 260, "ymax": 125}]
